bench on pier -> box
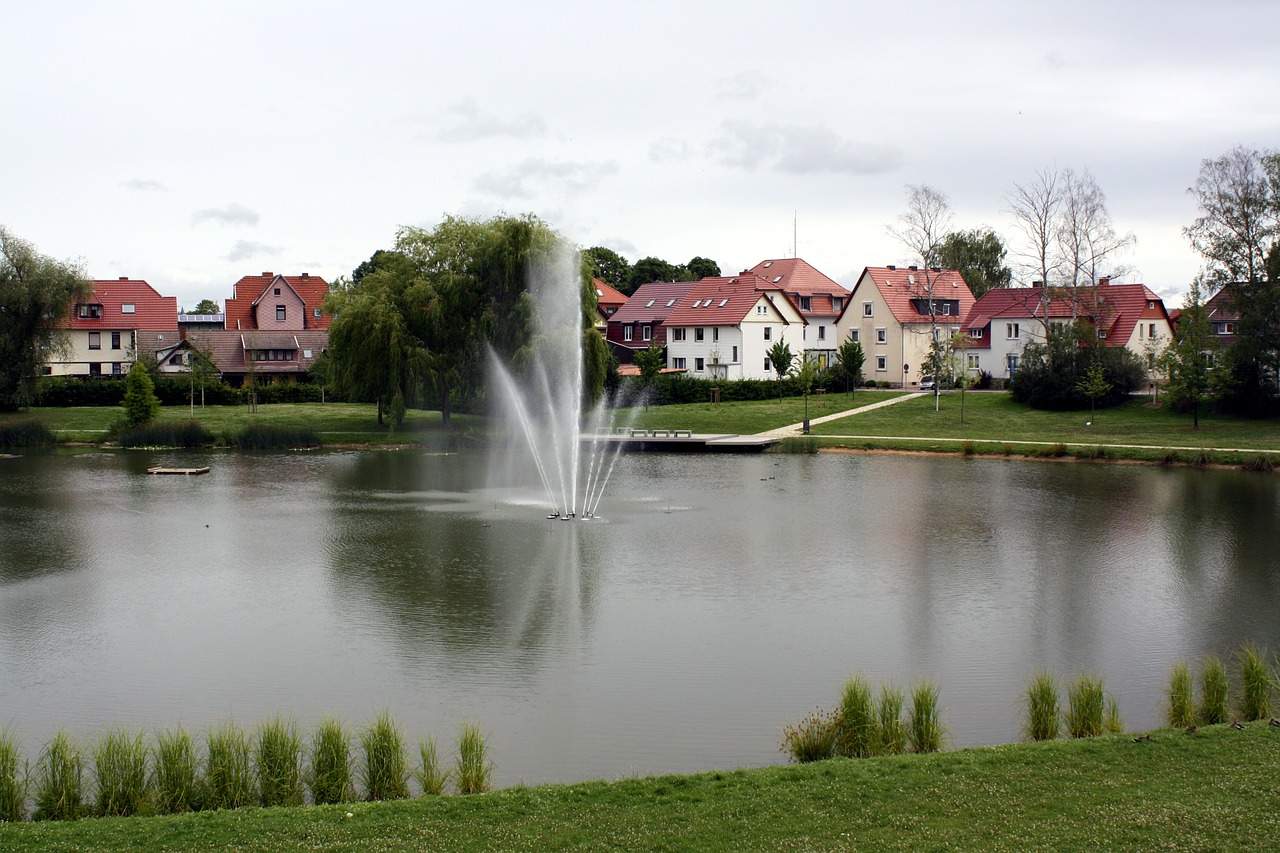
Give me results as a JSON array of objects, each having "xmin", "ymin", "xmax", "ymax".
[
  {"xmin": 649, "ymin": 429, "xmax": 671, "ymax": 437},
  {"xmin": 672, "ymin": 429, "xmax": 693, "ymax": 438}
]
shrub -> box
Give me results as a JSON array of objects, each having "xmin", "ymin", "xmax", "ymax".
[
  {"xmin": 908, "ymin": 681, "xmax": 944, "ymax": 753},
  {"xmin": 122, "ymin": 362, "xmax": 160, "ymax": 426},
  {"xmin": 961, "ymin": 440, "xmax": 975, "ymax": 456},
  {"xmin": 309, "ymin": 717, "xmax": 354, "ymax": 805},
  {"xmin": 204, "ymin": 722, "xmax": 254, "ymax": 810},
  {"xmin": 34, "ymin": 731, "xmax": 82, "ymax": 821},
  {"xmin": 0, "ymin": 417, "xmax": 54, "ymax": 448},
  {"xmin": 416, "ymin": 736, "xmax": 449, "ymax": 796},
  {"xmin": 35, "ymin": 376, "xmax": 126, "ymax": 407},
  {"xmin": 360, "ymin": 712, "xmax": 409, "ymax": 802},
  {"xmin": 1104, "ymin": 695, "xmax": 1125, "ymax": 734},
  {"xmin": 1237, "ymin": 643, "xmax": 1274, "ymax": 722},
  {"xmin": 835, "ymin": 675, "xmax": 877, "ymax": 758},
  {"xmin": 228, "ymin": 423, "xmax": 320, "ymax": 450},
  {"xmin": 153, "ymin": 727, "xmax": 197, "ymax": 814},
  {"xmin": 255, "ymin": 716, "xmax": 303, "ymax": 808},
  {"xmin": 1064, "ymin": 674, "xmax": 1107, "ymax": 738},
  {"xmin": 117, "ymin": 419, "xmax": 213, "ymax": 448},
  {"xmin": 1199, "ymin": 655, "xmax": 1229, "ymax": 725},
  {"xmin": 781, "ymin": 709, "xmax": 837, "ymax": 763},
  {"xmin": 93, "ymin": 728, "xmax": 151, "ymax": 817},
  {"xmin": 0, "ymin": 729, "xmax": 26, "ymax": 822},
  {"xmin": 455, "ymin": 722, "xmax": 492, "ymax": 795},
  {"xmin": 1167, "ymin": 661, "xmax": 1195, "ymax": 728},
  {"xmin": 1024, "ymin": 671, "xmax": 1060, "ymax": 741},
  {"xmin": 1009, "ymin": 324, "xmax": 1145, "ymax": 410},
  {"xmin": 877, "ymin": 684, "xmax": 907, "ymax": 755}
]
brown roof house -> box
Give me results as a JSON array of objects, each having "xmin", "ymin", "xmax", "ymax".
[
  {"xmin": 746, "ymin": 259, "xmax": 850, "ymax": 368},
  {"xmin": 50, "ymin": 278, "xmax": 179, "ymax": 378},
  {"xmin": 606, "ymin": 280, "xmax": 698, "ymax": 363}
]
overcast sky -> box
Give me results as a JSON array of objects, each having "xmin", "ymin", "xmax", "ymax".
[{"xmin": 5, "ymin": 1, "xmax": 1278, "ymax": 310}]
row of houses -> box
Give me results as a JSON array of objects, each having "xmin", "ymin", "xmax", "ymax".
[
  {"xmin": 599, "ymin": 258, "xmax": 1195, "ymax": 387},
  {"xmin": 49, "ymin": 272, "xmax": 332, "ymax": 384}
]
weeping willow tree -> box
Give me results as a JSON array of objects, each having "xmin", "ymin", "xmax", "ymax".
[{"xmin": 327, "ymin": 214, "xmax": 607, "ymax": 428}]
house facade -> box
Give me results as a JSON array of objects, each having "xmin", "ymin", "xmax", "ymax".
[
  {"xmin": 835, "ymin": 266, "xmax": 975, "ymax": 387},
  {"xmin": 662, "ymin": 275, "xmax": 806, "ymax": 380},
  {"xmin": 606, "ymin": 281, "xmax": 697, "ymax": 363},
  {"xmin": 746, "ymin": 258, "xmax": 850, "ymax": 368},
  {"xmin": 960, "ymin": 281, "xmax": 1173, "ymax": 381},
  {"xmin": 50, "ymin": 278, "xmax": 179, "ymax": 377},
  {"xmin": 593, "ymin": 278, "xmax": 628, "ymax": 333}
]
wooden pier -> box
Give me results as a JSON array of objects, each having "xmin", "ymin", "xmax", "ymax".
[
  {"xmin": 580, "ymin": 432, "xmax": 780, "ymax": 453},
  {"xmin": 147, "ymin": 466, "xmax": 211, "ymax": 476}
]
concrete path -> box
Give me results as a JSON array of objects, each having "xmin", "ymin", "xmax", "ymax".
[{"xmin": 759, "ymin": 392, "xmax": 927, "ymax": 438}]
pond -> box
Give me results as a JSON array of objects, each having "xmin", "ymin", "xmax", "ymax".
[{"xmin": 0, "ymin": 448, "xmax": 1277, "ymax": 787}]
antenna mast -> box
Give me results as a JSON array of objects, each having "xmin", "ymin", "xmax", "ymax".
[{"xmin": 793, "ymin": 211, "xmax": 797, "ymax": 258}]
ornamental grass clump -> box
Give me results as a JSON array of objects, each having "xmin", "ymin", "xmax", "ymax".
[
  {"xmin": 118, "ymin": 419, "xmax": 213, "ymax": 448},
  {"xmin": 1064, "ymin": 674, "xmax": 1107, "ymax": 738},
  {"xmin": 835, "ymin": 674, "xmax": 877, "ymax": 758},
  {"xmin": 877, "ymin": 684, "xmax": 907, "ymax": 755},
  {"xmin": 0, "ymin": 417, "xmax": 54, "ymax": 448},
  {"xmin": 153, "ymin": 726, "xmax": 197, "ymax": 814},
  {"xmin": 203, "ymin": 722, "xmax": 254, "ymax": 810},
  {"xmin": 34, "ymin": 731, "xmax": 82, "ymax": 821},
  {"xmin": 93, "ymin": 727, "xmax": 151, "ymax": 817},
  {"xmin": 780, "ymin": 709, "xmax": 837, "ymax": 764},
  {"xmin": 908, "ymin": 680, "xmax": 944, "ymax": 753},
  {"xmin": 255, "ymin": 716, "xmax": 303, "ymax": 808},
  {"xmin": 230, "ymin": 423, "xmax": 319, "ymax": 450},
  {"xmin": 455, "ymin": 722, "xmax": 493, "ymax": 795},
  {"xmin": 360, "ymin": 712, "xmax": 409, "ymax": 802},
  {"xmin": 416, "ymin": 736, "xmax": 449, "ymax": 796},
  {"xmin": 0, "ymin": 729, "xmax": 26, "ymax": 822},
  {"xmin": 1024, "ymin": 671, "xmax": 1060, "ymax": 741},
  {"xmin": 1237, "ymin": 643, "xmax": 1274, "ymax": 722},
  {"xmin": 308, "ymin": 717, "xmax": 354, "ymax": 805},
  {"xmin": 1104, "ymin": 694, "xmax": 1125, "ymax": 734},
  {"xmin": 1167, "ymin": 661, "xmax": 1196, "ymax": 728},
  {"xmin": 1199, "ymin": 655, "xmax": 1229, "ymax": 725}
]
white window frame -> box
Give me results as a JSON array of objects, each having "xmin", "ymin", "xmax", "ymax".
[
  {"xmin": 1007, "ymin": 323, "xmax": 1020, "ymax": 339},
  {"xmin": 863, "ymin": 302, "xmax": 873, "ymax": 317},
  {"xmin": 695, "ymin": 328, "xmax": 705, "ymax": 342},
  {"xmin": 876, "ymin": 328, "xmax": 887, "ymax": 344},
  {"xmin": 642, "ymin": 324, "xmax": 652, "ymax": 341},
  {"xmin": 876, "ymin": 355, "xmax": 887, "ymax": 371},
  {"xmin": 764, "ymin": 327, "xmax": 772, "ymax": 341},
  {"xmin": 624, "ymin": 326, "xmax": 633, "ymax": 342}
]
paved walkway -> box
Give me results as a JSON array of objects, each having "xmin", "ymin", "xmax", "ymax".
[{"xmin": 759, "ymin": 392, "xmax": 927, "ymax": 438}]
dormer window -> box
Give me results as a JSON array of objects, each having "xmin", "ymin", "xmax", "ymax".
[
  {"xmin": 121, "ymin": 303, "xmax": 136, "ymax": 314},
  {"xmin": 77, "ymin": 303, "xmax": 103, "ymax": 319}
]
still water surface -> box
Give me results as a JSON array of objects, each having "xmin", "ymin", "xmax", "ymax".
[{"xmin": 1, "ymin": 448, "xmax": 1277, "ymax": 786}]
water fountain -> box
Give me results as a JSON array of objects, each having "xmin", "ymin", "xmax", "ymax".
[{"xmin": 488, "ymin": 247, "xmax": 631, "ymax": 519}]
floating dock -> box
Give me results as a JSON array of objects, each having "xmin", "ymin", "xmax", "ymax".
[
  {"xmin": 580, "ymin": 431, "xmax": 780, "ymax": 453},
  {"xmin": 147, "ymin": 466, "xmax": 211, "ymax": 475}
]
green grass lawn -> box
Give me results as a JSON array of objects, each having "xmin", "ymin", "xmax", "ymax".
[
  {"xmin": 616, "ymin": 390, "xmax": 907, "ymax": 435},
  {"xmin": 2, "ymin": 723, "xmax": 1277, "ymax": 851}
]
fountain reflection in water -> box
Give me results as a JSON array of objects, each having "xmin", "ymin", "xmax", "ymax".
[{"xmin": 488, "ymin": 247, "xmax": 633, "ymax": 519}]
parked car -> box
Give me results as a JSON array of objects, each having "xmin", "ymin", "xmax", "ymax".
[{"xmin": 919, "ymin": 375, "xmax": 936, "ymax": 391}]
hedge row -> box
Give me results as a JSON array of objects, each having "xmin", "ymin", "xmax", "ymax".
[
  {"xmin": 614, "ymin": 372, "xmax": 865, "ymax": 406},
  {"xmin": 35, "ymin": 376, "xmax": 330, "ymax": 407}
]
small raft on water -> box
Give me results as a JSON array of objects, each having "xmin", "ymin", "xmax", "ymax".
[{"xmin": 147, "ymin": 466, "xmax": 210, "ymax": 476}]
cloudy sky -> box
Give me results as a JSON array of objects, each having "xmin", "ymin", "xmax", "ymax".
[{"xmin": 5, "ymin": 1, "xmax": 1278, "ymax": 310}]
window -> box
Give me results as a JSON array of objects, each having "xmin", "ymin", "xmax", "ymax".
[
  {"xmin": 973, "ymin": 328, "xmax": 984, "ymax": 338},
  {"xmin": 88, "ymin": 332, "xmax": 101, "ymax": 350},
  {"xmin": 303, "ymin": 349, "xmax": 312, "ymax": 358},
  {"xmin": 1099, "ymin": 330, "xmax": 1108, "ymax": 339},
  {"xmin": 712, "ymin": 328, "xmax": 719, "ymax": 342},
  {"xmin": 666, "ymin": 299, "xmax": 676, "ymax": 308},
  {"xmin": 672, "ymin": 328, "xmax": 686, "ymax": 342},
  {"xmin": 111, "ymin": 363, "xmax": 123, "ymax": 376},
  {"xmin": 695, "ymin": 328, "xmax": 705, "ymax": 342},
  {"xmin": 967, "ymin": 354, "xmax": 980, "ymax": 369},
  {"xmin": 1007, "ymin": 354, "xmax": 1020, "ymax": 374},
  {"xmin": 732, "ymin": 345, "xmax": 738, "ymax": 362},
  {"xmin": 673, "ymin": 357, "xmax": 686, "ymax": 369},
  {"xmin": 695, "ymin": 357, "xmax": 705, "ymax": 371},
  {"xmin": 876, "ymin": 355, "xmax": 887, "ymax": 371},
  {"xmin": 1148, "ymin": 323, "xmax": 1157, "ymax": 338},
  {"xmin": 624, "ymin": 326, "xmax": 633, "ymax": 341},
  {"xmin": 849, "ymin": 329, "xmax": 860, "ymax": 343},
  {"xmin": 274, "ymin": 287, "xmax": 281, "ymax": 295},
  {"xmin": 863, "ymin": 302, "xmax": 873, "ymax": 317},
  {"xmin": 78, "ymin": 303, "xmax": 102, "ymax": 319},
  {"xmin": 942, "ymin": 303, "xmax": 951, "ymax": 316},
  {"xmin": 111, "ymin": 332, "xmax": 121, "ymax": 349},
  {"xmin": 764, "ymin": 327, "xmax": 772, "ymax": 341},
  {"xmin": 1215, "ymin": 322, "xmax": 1234, "ymax": 335},
  {"xmin": 832, "ymin": 297, "xmax": 844, "ymax": 312},
  {"xmin": 314, "ymin": 308, "xmax": 322, "ymax": 318},
  {"xmin": 121, "ymin": 303, "xmax": 136, "ymax": 314},
  {"xmin": 797, "ymin": 296, "xmax": 812, "ymax": 311},
  {"xmin": 818, "ymin": 326, "xmax": 826, "ymax": 341},
  {"xmin": 876, "ymin": 328, "xmax": 887, "ymax": 344},
  {"xmin": 1006, "ymin": 323, "xmax": 1020, "ymax": 339},
  {"xmin": 169, "ymin": 354, "xmax": 183, "ymax": 366},
  {"xmin": 642, "ymin": 324, "xmax": 652, "ymax": 341},
  {"xmin": 764, "ymin": 357, "xmax": 772, "ymax": 372},
  {"xmin": 89, "ymin": 363, "xmax": 101, "ymax": 376},
  {"xmin": 276, "ymin": 305, "xmax": 286, "ymax": 322},
  {"xmin": 645, "ymin": 299, "xmax": 655, "ymax": 308}
]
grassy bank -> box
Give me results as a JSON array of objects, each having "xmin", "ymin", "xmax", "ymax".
[
  {"xmin": 617, "ymin": 390, "xmax": 907, "ymax": 435},
  {"xmin": 2, "ymin": 723, "xmax": 1276, "ymax": 851}
]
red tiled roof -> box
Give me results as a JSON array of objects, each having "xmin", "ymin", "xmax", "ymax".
[
  {"xmin": 962, "ymin": 283, "xmax": 1169, "ymax": 346},
  {"xmin": 855, "ymin": 266, "xmax": 975, "ymax": 327},
  {"xmin": 224, "ymin": 272, "xmax": 332, "ymax": 331},
  {"xmin": 62, "ymin": 279, "xmax": 178, "ymax": 331},
  {"xmin": 665, "ymin": 275, "xmax": 803, "ymax": 327},
  {"xmin": 747, "ymin": 258, "xmax": 850, "ymax": 318},
  {"xmin": 594, "ymin": 278, "xmax": 627, "ymax": 310},
  {"xmin": 191, "ymin": 329, "xmax": 328, "ymax": 375},
  {"xmin": 611, "ymin": 281, "xmax": 698, "ymax": 323}
]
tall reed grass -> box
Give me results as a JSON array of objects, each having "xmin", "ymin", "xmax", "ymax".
[
  {"xmin": 34, "ymin": 731, "xmax": 82, "ymax": 821},
  {"xmin": 93, "ymin": 728, "xmax": 150, "ymax": 817},
  {"xmin": 780, "ymin": 709, "xmax": 837, "ymax": 763},
  {"xmin": 118, "ymin": 420, "xmax": 213, "ymax": 448},
  {"xmin": 416, "ymin": 736, "xmax": 450, "ymax": 795},
  {"xmin": 255, "ymin": 716, "xmax": 303, "ymax": 808},
  {"xmin": 0, "ymin": 729, "xmax": 26, "ymax": 822},
  {"xmin": 153, "ymin": 726, "xmax": 197, "ymax": 814},
  {"xmin": 229, "ymin": 424, "xmax": 320, "ymax": 450},
  {"xmin": 455, "ymin": 722, "xmax": 493, "ymax": 795},
  {"xmin": 308, "ymin": 717, "xmax": 354, "ymax": 805},
  {"xmin": 1064, "ymin": 674, "xmax": 1106, "ymax": 738},
  {"xmin": 1199, "ymin": 655, "xmax": 1229, "ymax": 725},
  {"xmin": 0, "ymin": 418, "xmax": 54, "ymax": 448},
  {"xmin": 1024, "ymin": 671, "xmax": 1060, "ymax": 741},
  {"xmin": 1237, "ymin": 643, "xmax": 1274, "ymax": 722},
  {"xmin": 360, "ymin": 712, "xmax": 409, "ymax": 801},
  {"xmin": 835, "ymin": 674, "xmax": 877, "ymax": 758},
  {"xmin": 1104, "ymin": 695, "xmax": 1124, "ymax": 734},
  {"xmin": 204, "ymin": 722, "xmax": 254, "ymax": 810},
  {"xmin": 908, "ymin": 681, "xmax": 944, "ymax": 753},
  {"xmin": 877, "ymin": 684, "xmax": 907, "ymax": 755},
  {"xmin": 1167, "ymin": 661, "xmax": 1196, "ymax": 728}
]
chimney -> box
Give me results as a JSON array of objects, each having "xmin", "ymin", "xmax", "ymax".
[
  {"xmin": 301, "ymin": 272, "xmax": 309, "ymax": 279},
  {"xmin": 887, "ymin": 265, "xmax": 897, "ymax": 271},
  {"xmin": 119, "ymin": 276, "xmax": 129, "ymax": 281},
  {"xmin": 1098, "ymin": 276, "xmax": 1110, "ymax": 286},
  {"xmin": 1033, "ymin": 280, "xmax": 1044, "ymax": 287},
  {"xmin": 908, "ymin": 265, "xmax": 918, "ymax": 271},
  {"xmin": 261, "ymin": 271, "xmax": 273, "ymax": 277}
]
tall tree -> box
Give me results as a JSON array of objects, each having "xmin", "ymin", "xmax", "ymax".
[
  {"xmin": 1159, "ymin": 278, "xmax": 1216, "ymax": 429},
  {"xmin": 0, "ymin": 226, "xmax": 90, "ymax": 411},
  {"xmin": 1007, "ymin": 169, "xmax": 1062, "ymax": 338},
  {"xmin": 582, "ymin": 247, "xmax": 631, "ymax": 291},
  {"xmin": 1184, "ymin": 145, "xmax": 1279, "ymax": 289},
  {"xmin": 188, "ymin": 298, "xmax": 221, "ymax": 315},
  {"xmin": 834, "ymin": 338, "xmax": 865, "ymax": 395},
  {"xmin": 685, "ymin": 256, "xmax": 721, "ymax": 279},
  {"xmin": 1056, "ymin": 168, "xmax": 1135, "ymax": 302},
  {"xmin": 122, "ymin": 361, "xmax": 160, "ymax": 426},
  {"xmin": 889, "ymin": 184, "xmax": 954, "ymax": 388},
  {"xmin": 766, "ymin": 339, "xmax": 795, "ymax": 399},
  {"xmin": 626, "ymin": 256, "xmax": 684, "ymax": 293},
  {"xmin": 934, "ymin": 228, "xmax": 1012, "ymax": 298}
]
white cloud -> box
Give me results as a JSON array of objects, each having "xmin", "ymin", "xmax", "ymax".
[
  {"xmin": 710, "ymin": 121, "xmax": 902, "ymax": 176},
  {"xmin": 192, "ymin": 203, "xmax": 260, "ymax": 228},
  {"xmin": 121, "ymin": 178, "xmax": 168, "ymax": 191},
  {"xmin": 435, "ymin": 99, "xmax": 548, "ymax": 143},
  {"xmin": 649, "ymin": 137, "xmax": 695, "ymax": 164},
  {"xmin": 473, "ymin": 159, "xmax": 620, "ymax": 199},
  {"xmin": 716, "ymin": 71, "xmax": 769, "ymax": 101},
  {"xmin": 225, "ymin": 240, "xmax": 281, "ymax": 262}
]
